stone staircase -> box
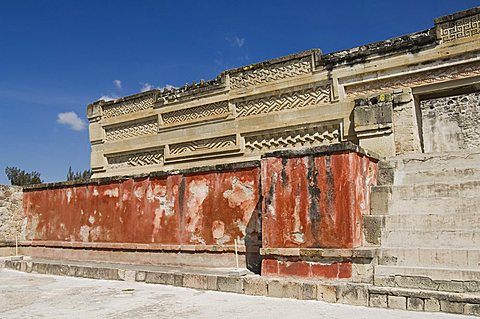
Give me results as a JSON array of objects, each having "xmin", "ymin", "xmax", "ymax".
[{"xmin": 369, "ymin": 150, "xmax": 480, "ymax": 294}]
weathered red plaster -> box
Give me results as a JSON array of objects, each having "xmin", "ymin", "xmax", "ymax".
[
  {"xmin": 261, "ymin": 259, "xmax": 353, "ymax": 279},
  {"xmin": 23, "ymin": 168, "xmax": 260, "ymax": 247},
  {"xmin": 260, "ymin": 150, "xmax": 377, "ymax": 279},
  {"xmin": 23, "ymin": 146, "xmax": 377, "ymax": 280},
  {"xmin": 262, "ymin": 152, "xmax": 377, "ymax": 250}
]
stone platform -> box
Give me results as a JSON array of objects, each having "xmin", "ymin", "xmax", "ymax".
[{"xmin": 3, "ymin": 257, "xmax": 480, "ymax": 316}]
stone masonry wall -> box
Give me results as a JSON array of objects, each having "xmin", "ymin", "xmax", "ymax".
[
  {"xmin": 421, "ymin": 91, "xmax": 480, "ymax": 152},
  {"xmin": 0, "ymin": 185, "xmax": 23, "ymax": 242}
]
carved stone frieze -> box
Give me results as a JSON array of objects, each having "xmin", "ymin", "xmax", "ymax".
[
  {"xmin": 438, "ymin": 12, "xmax": 480, "ymax": 43},
  {"xmin": 236, "ymin": 85, "xmax": 331, "ymax": 118},
  {"xmin": 102, "ymin": 93, "xmax": 156, "ymax": 119},
  {"xmin": 167, "ymin": 135, "xmax": 238, "ymax": 160},
  {"xmin": 230, "ymin": 57, "xmax": 312, "ymax": 89},
  {"xmin": 345, "ymin": 61, "xmax": 480, "ymax": 97},
  {"xmin": 107, "ymin": 149, "xmax": 164, "ymax": 169},
  {"xmin": 104, "ymin": 118, "xmax": 158, "ymax": 141},
  {"xmin": 243, "ymin": 123, "xmax": 340, "ymax": 153},
  {"xmin": 161, "ymin": 101, "xmax": 230, "ymax": 127}
]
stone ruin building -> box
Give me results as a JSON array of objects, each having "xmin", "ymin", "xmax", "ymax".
[{"xmin": 1, "ymin": 6, "xmax": 480, "ymax": 316}]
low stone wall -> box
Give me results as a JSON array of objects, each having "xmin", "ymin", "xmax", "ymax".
[
  {"xmin": 23, "ymin": 162, "xmax": 262, "ymax": 270},
  {"xmin": 21, "ymin": 143, "xmax": 379, "ymax": 279},
  {"xmin": 0, "ymin": 185, "xmax": 23, "ymax": 243}
]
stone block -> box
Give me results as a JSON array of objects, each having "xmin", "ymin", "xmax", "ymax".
[
  {"xmin": 464, "ymin": 303, "xmax": 480, "ymax": 316},
  {"xmin": 351, "ymin": 262, "xmax": 374, "ymax": 283},
  {"xmin": 118, "ymin": 269, "xmax": 136, "ymax": 282},
  {"xmin": 363, "ymin": 215, "xmax": 384, "ymax": 245},
  {"xmin": 369, "ymin": 293, "xmax": 388, "ymax": 308},
  {"xmin": 33, "ymin": 263, "xmax": 48, "ymax": 274},
  {"xmin": 395, "ymin": 275, "xmax": 438, "ymax": 290},
  {"xmin": 173, "ymin": 273, "xmax": 183, "ymax": 287},
  {"xmin": 407, "ymin": 297, "xmax": 424, "ymax": 311},
  {"xmin": 388, "ymin": 295, "xmax": 406, "ymax": 310},
  {"xmin": 437, "ymin": 280, "xmax": 464, "ymax": 293},
  {"xmin": 81, "ymin": 267, "xmax": 119, "ymax": 280},
  {"xmin": 370, "ymin": 186, "xmax": 391, "ymax": 215},
  {"xmin": 244, "ymin": 277, "xmax": 267, "ymax": 296},
  {"xmin": 465, "ymin": 281, "xmax": 480, "ymax": 293},
  {"xmin": 301, "ymin": 283, "xmax": 317, "ymax": 300},
  {"xmin": 206, "ymin": 275, "xmax": 218, "ymax": 290},
  {"xmin": 424, "ymin": 298, "xmax": 440, "ymax": 312},
  {"xmin": 316, "ymin": 284, "xmax": 337, "ymax": 303},
  {"xmin": 377, "ymin": 162, "xmax": 395, "ymax": 185},
  {"xmin": 25, "ymin": 261, "xmax": 33, "ymax": 273},
  {"xmin": 336, "ymin": 284, "xmax": 368, "ymax": 306},
  {"xmin": 135, "ymin": 271, "xmax": 146, "ymax": 282},
  {"xmin": 440, "ymin": 300, "xmax": 464, "ymax": 314},
  {"xmin": 145, "ymin": 272, "xmax": 176, "ymax": 286},
  {"xmin": 267, "ymin": 279, "xmax": 302, "ymax": 299},
  {"xmin": 217, "ymin": 276, "xmax": 243, "ymax": 293},
  {"xmin": 183, "ymin": 274, "xmax": 208, "ymax": 290}
]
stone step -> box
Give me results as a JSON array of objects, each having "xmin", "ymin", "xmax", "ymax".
[
  {"xmin": 381, "ymin": 230, "xmax": 480, "ymax": 249},
  {"xmin": 388, "ymin": 196, "xmax": 480, "ymax": 215},
  {"xmin": 395, "ymin": 167, "xmax": 480, "ymax": 185},
  {"xmin": 388, "ymin": 150, "xmax": 480, "ymax": 172},
  {"xmin": 395, "ymin": 181, "xmax": 480, "ymax": 199},
  {"xmin": 378, "ymin": 248, "xmax": 480, "ymax": 269},
  {"xmin": 375, "ymin": 265, "xmax": 480, "ymax": 292},
  {"xmin": 384, "ymin": 213, "xmax": 480, "ymax": 231}
]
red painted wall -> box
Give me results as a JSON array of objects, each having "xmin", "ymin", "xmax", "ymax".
[
  {"xmin": 22, "ymin": 145, "xmax": 378, "ymax": 279},
  {"xmin": 260, "ymin": 151, "xmax": 377, "ymax": 279},
  {"xmin": 261, "ymin": 152, "xmax": 377, "ymax": 249},
  {"xmin": 23, "ymin": 168, "xmax": 260, "ymax": 247}
]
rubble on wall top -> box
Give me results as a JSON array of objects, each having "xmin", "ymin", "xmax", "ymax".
[
  {"xmin": 223, "ymin": 49, "xmax": 321, "ymax": 74},
  {"xmin": 320, "ymin": 29, "xmax": 436, "ymax": 68},
  {"xmin": 434, "ymin": 6, "xmax": 480, "ymax": 24},
  {"xmin": 92, "ymin": 89, "xmax": 158, "ymax": 106},
  {"xmin": 156, "ymin": 76, "xmax": 224, "ymax": 105}
]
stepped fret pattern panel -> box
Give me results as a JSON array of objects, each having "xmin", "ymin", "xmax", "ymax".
[
  {"xmin": 439, "ymin": 13, "xmax": 480, "ymax": 42},
  {"xmin": 169, "ymin": 135, "xmax": 237, "ymax": 157},
  {"xmin": 230, "ymin": 57, "xmax": 312, "ymax": 89},
  {"xmin": 236, "ymin": 85, "xmax": 331, "ymax": 118},
  {"xmin": 105, "ymin": 118, "xmax": 158, "ymax": 141},
  {"xmin": 107, "ymin": 149, "xmax": 164, "ymax": 169},
  {"xmin": 244, "ymin": 124, "xmax": 340, "ymax": 153},
  {"xmin": 162, "ymin": 101, "xmax": 229, "ymax": 126},
  {"xmin": 102, "ymin": 94, "xmax": 155, "ymax": 119},
  {"xmin": 345, "ymin": 61, "xmax": 480, "ymax": 97}
]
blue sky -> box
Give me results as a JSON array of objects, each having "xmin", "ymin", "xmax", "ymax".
[{"xmin": 0, "ymin": 0, "xmax": 478, "ymax": 184}]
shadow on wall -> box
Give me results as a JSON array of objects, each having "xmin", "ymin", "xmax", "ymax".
[{"xmin": 245, "ymin": 196, "xmax": 262, "ymax": 274}]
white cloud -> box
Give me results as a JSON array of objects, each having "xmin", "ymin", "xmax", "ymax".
[
  {"xmin": 113, "ymin": 80, "xmax": 122, "ymax": 90},
  {"xmin": 140, "ymin": 82, "xmax": 154, "ymax": 92},
  {"xmin": 98, "ymin": 95, "xmax": 116, "ymax": 101},
  {"xmin": 57, "ymin": 112, "xmax": 86, "ymax": 131},
  {"xmin": 140, "ymin": 82, "xmax": 176, "ymax": 92},
  {"xmin": 226, "ymin": 36, "xmax": 245, "ymax": 48},
  {"xmin": 162, "ymin": 84, "xmax": 175, "ymax": 90}
]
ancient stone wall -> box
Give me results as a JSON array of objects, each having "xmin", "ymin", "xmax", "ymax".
[
  {"xmin": 87, "ymin": 7, "xmax": 480, "ymax": 178},
  {"xmin": 0, "ymin": 185, "xmax": 23, "ymax": 243},
  {"xmin": 21, "ymin": 143, "xmax": 378, "ymax": 278},
  {"xmin": 420, "ymin": 91, "xmax": 480, "ymax": 152}
]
